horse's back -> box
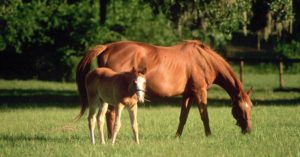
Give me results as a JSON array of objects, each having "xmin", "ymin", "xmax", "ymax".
[{"xmin": 96, "ymin": 40, "xmax": 216, "ymax": 97}]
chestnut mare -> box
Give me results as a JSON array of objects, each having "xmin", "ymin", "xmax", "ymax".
[
  {"xmin": 76, "ymin": 67, "xmax": 146, "ymax": 144},
  {"xmin": 76, "ymin": 40, "xmax": 253, "ymax": 138}
]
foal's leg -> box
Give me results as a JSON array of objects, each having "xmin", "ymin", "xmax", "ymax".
[
  {"xmin": 175, "ymin": 96, "xmax": 194, "ymax": 137},
  {"xmin": 97, "ymin": 102, "xmax": 108, "ymax": 144},
  {"xmin": 128, "ymin": 104, "xmax": 139, "ymax": 144},
  {"xmin": 112, "ymin": 103, "xmax": 125, "ymax": 144},
  {"xmin": 88, "ymin": 99, "xmax": 98, "ymax": 144},
  {"xmin": 195, "ymin": 88, "xmax": 211, "ymax": 136}
]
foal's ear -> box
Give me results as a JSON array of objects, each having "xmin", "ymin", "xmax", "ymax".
[
  {"xmin": 139, "ymin": 67, "xmax": 147, "ymax": 74},
  {"xmin": 131, "ymin": 67, "xmax": 138, "ymax": 74},
  {"xmin": 247, "ymin": 87, "xmax": 254, "ymax": 97}
]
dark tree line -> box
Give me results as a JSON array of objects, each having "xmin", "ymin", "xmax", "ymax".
[{"xmin": 0, "ymin": 0, "xmax": 298, "ymax": 81}]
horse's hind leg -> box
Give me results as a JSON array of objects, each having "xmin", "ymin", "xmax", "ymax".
[
  {"xmin": 106, "ymin": 105, "xmax": 115, "ymax": 139},
  {"xmin": 176, "ymin": 96, "xmax": 194, "ymax": 137},
  {"xmin": 88, "ymin": 98, "xmax": 98, "ymax": 144},
  {"xmin": 195, "ymin": 88, "xmax": 211, "ymax": 136},
  {"xmin": 97, "ymin": 102, "xmax": 108, "ymax": 144},
  {"xmin": 112, "ymin": 103, "xmax": 125, "ymax": 144},
  {"xmin": 128, "ymin": 104, "xmax": 139, "ymax": 144}
]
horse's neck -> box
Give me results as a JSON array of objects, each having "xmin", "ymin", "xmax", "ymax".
[{"xmin": 214, "ymin": 68, "xmax": 243, "ymax": 101}]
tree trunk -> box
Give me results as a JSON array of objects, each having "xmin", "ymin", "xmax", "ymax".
[{"xmin": 100, "ymin": 0, "xmax": 107, "ymax": 24}]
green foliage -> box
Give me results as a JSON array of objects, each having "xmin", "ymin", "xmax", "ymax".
[
  {"xmin": 275, "ymin": 40, "xmax": 300, "ymax": 58},
  {"xmin": 0, "ymin": 0, "xmax": 101, "ymax": 52},
  {"xmin": 0, "ymin": 0, "xmax": 181, "ymax": 81},
  {"xmin": 143, "ymin": 0, "xmax": 252, "ymax": 47},
  {"xmin": 0, "ymin": 0, "xmax": 298, "ymax": 81},
  {"xmin": 0, "ymin": 0, "xmax": 103, "ymax": 81},
  {"xmin": 104, "ymin": 0, "xmax": 179, "ymax": 45},
  {"xmin": 274, "ymin": 40, "xmax": 300, "ymax": 73},
  {"xmin": 249, "ymin": 0, "xmax": 294, "ymax": 43},
  {"xmin": 270, "ymin": 0, "xmax": 294, "ymax": 25},
  {"xmin": 1, "ymin": 0, "xmax": 46, "ymax": 52}
]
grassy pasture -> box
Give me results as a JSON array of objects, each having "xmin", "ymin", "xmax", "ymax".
[{"xmin": 0, "ymin": 73, "xmax": 300, "ymax": 157}]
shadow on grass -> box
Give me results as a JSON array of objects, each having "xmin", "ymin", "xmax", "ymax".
[
  {"xmin": 0, "ymin": 89, "xmax": 299, "ymax": 109},
  {"xmin": 0, "ymin": 89, "xmax": 79, "ymax": 109},
  {"xmin": 0, "ymin": 133, "xmax": 81, "ymax": 143},
  {"xmin": 273, "ymin": 87, "xmax": 300, "ymax": 92},
  {"xmin": 144, "ymin": 96, "xmax": 300, "ymax": 107}
]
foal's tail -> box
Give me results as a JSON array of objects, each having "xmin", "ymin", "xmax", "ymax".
[{"xmin": 74, "ymin": 45, "xmax": 107, "ymax": 122}]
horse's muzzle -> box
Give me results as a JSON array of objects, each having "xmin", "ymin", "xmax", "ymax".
[
  {"xmin": 236, "ymin": 119, "xmax": 251, "ymax": 134},
  {"xmin": 241, "ymin": 120, "xmax": 252, "ymax": 134}
]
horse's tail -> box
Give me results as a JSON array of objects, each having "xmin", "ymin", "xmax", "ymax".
[{"xmin": 74, "ymin": 45, "xmax": 107, "ymax": 122}]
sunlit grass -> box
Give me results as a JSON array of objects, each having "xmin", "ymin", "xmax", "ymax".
[
  {"xmin": 0, "ymin": 106, "xmax": 299, "ymax": 157},
  {"xmin": 0, "ymin": 73, "xmax": 300, "ymax": 157}
]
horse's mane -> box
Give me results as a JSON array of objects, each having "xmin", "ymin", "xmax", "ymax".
[{"xmin": 183, "ymin": 40, "xmax": 244, "ymax": 97}]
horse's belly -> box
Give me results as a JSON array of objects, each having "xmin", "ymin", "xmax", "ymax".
[{"xmin": 146, "ymin": 72, "xmax": 187, "ymax": 97}]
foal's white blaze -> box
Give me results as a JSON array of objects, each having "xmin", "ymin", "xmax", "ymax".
[{"xmin": 135, "ymin": 76, "xmax": 146, "ymax": 103}]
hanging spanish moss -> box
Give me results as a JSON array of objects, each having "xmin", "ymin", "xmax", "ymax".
[{"xmin": 249, "ymin": 0, "xmax": 294, "ymax": 49}]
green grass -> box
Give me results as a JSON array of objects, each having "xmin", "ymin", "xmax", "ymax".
[{"xmin": 0, "ymin": 73, "xmax": 300, "ymax": 157}]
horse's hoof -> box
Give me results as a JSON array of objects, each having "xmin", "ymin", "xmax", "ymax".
[
  {"xmin": 205, "ymin": 132, "xmax": 212, "ymax": 137},
  {"xmin": 175, "ymin": 133, "xmax": 181, "ymax": 138}
]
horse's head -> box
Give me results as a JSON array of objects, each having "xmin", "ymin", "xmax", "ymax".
[
  {"xmin": 129, "ymin": 67, "xmax": 147, "ymax": 103},
  {"xmin": 232, "ymin": 87, "xmax": 253, "ymax": 134}
]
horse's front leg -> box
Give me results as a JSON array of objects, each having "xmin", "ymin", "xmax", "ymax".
[
  {"xmin": 111, "ymin": 103, "xmax": 125, "ymax": 145},
  {"xmin": 128, "ymin": 104, "xmax": 139, "ymax": 144},
  {"xmin": 175, "ymin": 96, "xmax": 194, "ymax": 137},
  {"xmin": 97, "ymin": 102, "xmax": 108, "ymax": 144},
  {"xmin": 196, "ymin": 88, "xmax": 211, "ymax": 136}
]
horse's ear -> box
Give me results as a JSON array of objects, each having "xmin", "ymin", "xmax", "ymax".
[{"xmin": 247, "ymin": 87, "xmax": 254, "ymax": 97}]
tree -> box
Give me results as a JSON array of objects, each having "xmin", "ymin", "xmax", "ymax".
[
  {"xmin": 249, "ymin": 0, "xmax": 294, "ymax": 49},
  {"xmin": 143, "ymin": 0, "xmax": 295, "ymax": 49},
  {"xmin": 99, "ymin": 0, "xmax": 107, "ymax": 24},
  {"xmin": 143, "ymin": 0, "xmax": 251, "ymax": 48},
  {"xmin": 0, "ymin": 0, "xmax": 103, "ymax": 80}
]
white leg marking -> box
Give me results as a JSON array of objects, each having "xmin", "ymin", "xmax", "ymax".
[
  {"xmin": 97, "ymin": 102, "xmax": 108, "ymax": 144},
  {"xmin": 88, "ymin": 104, "xmax": 97, "ymax": 144}
]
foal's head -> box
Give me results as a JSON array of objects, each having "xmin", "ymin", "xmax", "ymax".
[
  {"xmin": 232, "ymin": 87, "xmax": 253, "ymax": 134},
  {"xmin": 128, "ymin": 67, "xmax": 147, "ymax": 103}
]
